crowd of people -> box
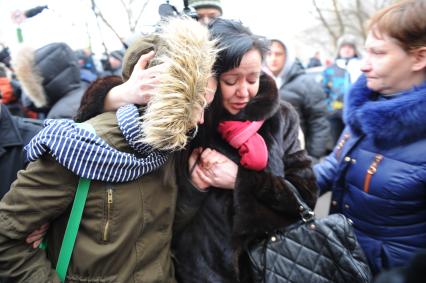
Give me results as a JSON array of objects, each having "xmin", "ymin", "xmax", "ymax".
[{"xmin": 0, "ymin": 0, "xmax": 425, "ymax": 282}]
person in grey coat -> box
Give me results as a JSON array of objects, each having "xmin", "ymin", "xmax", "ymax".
[{"xmin": 265, "ymin": 38, "xmax": 330, "ymax": 161}]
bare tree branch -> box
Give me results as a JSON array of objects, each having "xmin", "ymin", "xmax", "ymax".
[
  {"xmin": 117, "ymin": 0, "xmax": 150, "ymax": 32},
  {"xmin": 312, "ymin": 0, "xmax": 339, "ymax": 46},
  {"xmin": 301, "ymin": 0, "xmax": 397, "ymax": 59},
  {"xmin": 119, "ymin": 0, "xmax": 133, "ymax": 33},
  {"xmin": 91, "ymin": 0, "xmax": 125, "ymax": 48},
  {"xmin": 132, "ymin": 0, "xmax": 151, "ymax": 32},
  {"xmin": 331, "ymin": 0, "xmax": 345, "ymax": 35},
  {"xmin": 355, "ymin": 0, "xmax": 367, "ymax": 40}
]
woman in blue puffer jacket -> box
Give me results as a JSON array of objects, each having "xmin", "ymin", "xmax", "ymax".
[{"xmin": 314, "ymin": 0, "xmax": 426, "ymax": 275}]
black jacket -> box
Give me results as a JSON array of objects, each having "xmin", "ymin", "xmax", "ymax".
[
  {"xmin": 0, "ymin": 105, "xmax": 42, "ymax": 199},
  {"xmin": 172, "ymin": 73, "xmax": 318, "ymax": 283},
  {"xmin": 277, "ymin": 60, "xmax": 329, "ymax": 159},
  {"xmin": 15, "ymin": 42, "xmax": 90, "ymax": 119}
]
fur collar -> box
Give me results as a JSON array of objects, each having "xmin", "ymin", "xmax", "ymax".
[
  {"xmin": 223, "ymin": 72, "xmax": 280, "ymax": 121},
  {"xmin": 344, "ymin": 75, "xmax": 426, "ymax": 147}
]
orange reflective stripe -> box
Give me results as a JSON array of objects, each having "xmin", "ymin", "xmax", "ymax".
[
  {"xmin": 363, "ymin": 173, "xmax": 372, "ymax": 193},
  {"xmin": 363, "ymin": 154, "xmax": 383, "ymax": 193}
]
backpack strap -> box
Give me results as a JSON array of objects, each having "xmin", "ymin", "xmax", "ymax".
[{"xmin": 56, "ymin": 122, "xmax": 95, "ymax": 282}]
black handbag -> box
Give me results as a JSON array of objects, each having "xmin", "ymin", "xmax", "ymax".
[{"xmin": 247, "ymin": 181, "xmax": 372, "ymax": 283}]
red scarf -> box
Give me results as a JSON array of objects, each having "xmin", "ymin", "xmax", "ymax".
[{"xmin": 217, "ymin": 120, "xmax": 268, "ymax": 171}]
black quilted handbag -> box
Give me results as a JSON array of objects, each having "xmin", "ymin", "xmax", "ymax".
[{"xmin": 247, "ymin": 181, "xmax": 372, "ymax": 283}]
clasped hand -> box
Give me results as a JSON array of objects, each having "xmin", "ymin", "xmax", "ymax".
[{"xmin": 189, "ymin": 147, "xmax": 238, "ymax": 191}]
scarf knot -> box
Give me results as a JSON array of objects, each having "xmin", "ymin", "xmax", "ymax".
[{"xmin": 217, "ymin": 120, "xmax": 268, "ymax": 171}]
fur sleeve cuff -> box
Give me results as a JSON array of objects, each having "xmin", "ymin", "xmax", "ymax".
[
  {"xmin": 233, "ymin": 152, "xmax": 318, "ymax": 239},
  {"xmin": 233, "ymin": 167, "xmax": 299, "ymax": 237},
  {"xmin": 75, "ymin": 76, "xmax": 123, "ymax": 122}
]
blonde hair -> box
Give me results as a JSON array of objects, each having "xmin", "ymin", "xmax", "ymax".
[{"xmin": 135, "ymin": 17, "xmax": 217, "ymax": 151}]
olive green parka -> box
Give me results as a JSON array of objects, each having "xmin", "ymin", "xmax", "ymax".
[{"xmin": 0, "ymin": 112, "xmax": 178, "ymax": 283}]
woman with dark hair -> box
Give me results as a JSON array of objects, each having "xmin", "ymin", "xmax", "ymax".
[
  {"xmin": 172, "ymin": 18, "xmax": 318, "ymax": 282},
  {"xmin": 315, "ymin": 0, "xmax": 426, "ymax": 275}
]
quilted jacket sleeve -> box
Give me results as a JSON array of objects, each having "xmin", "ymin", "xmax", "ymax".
[
  {"xmin": 314, "ymin": 151, "xmax": 339, "ymax": 195},
  {"xmin": 0, "ymin": 155, "xmax": 77, "ymax": 283}
]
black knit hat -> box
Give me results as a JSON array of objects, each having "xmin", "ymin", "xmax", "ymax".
[
  {"xmin": 188, "ymin": 0, "xmax": 222, "ymax": 14},
  {"xmin": 110, "ymin": 50, "xmax": 124, "ymax": 61}
]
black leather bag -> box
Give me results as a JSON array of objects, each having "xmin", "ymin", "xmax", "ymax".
[{"xmin": 247, "ymin": 181, "xmax": 372, "ymax": 283}]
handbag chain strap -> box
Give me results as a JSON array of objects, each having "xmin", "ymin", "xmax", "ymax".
[{"xmin": 284, "ymin": 180, "xmax": 315, "ymax": 222}]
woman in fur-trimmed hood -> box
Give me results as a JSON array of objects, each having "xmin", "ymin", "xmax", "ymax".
[
  {"xmin": 315, "ymin": 0, "xmax": 426, "ymax": 275},
  {"xmin": 0, "ymin": 17, "xmax": 218, "ymax": 282},
  {"xmin": 172, "ymin": 18, "xmax": 318, "ymax": 283},
  {"xmin": 14, "ymin": 42, "xmax": 89, "ymax": 119},
  {"xmin": 78, "ymin": 17, "xmax": 217, "ymax": 151}
]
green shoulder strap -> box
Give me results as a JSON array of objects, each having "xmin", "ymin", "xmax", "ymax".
[{"xmin": 56, "ymin": 122, "xmax": 95, "ymax": 282}]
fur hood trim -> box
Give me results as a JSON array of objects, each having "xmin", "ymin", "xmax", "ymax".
[
  {"xmin": 125, "ymin": 17, "xmax": 218, "ymax": 151},
  {"xmin": 13, "ymin": 46, "xmax": 47, "ymax": 107},
  {"xmin": 14, "ymin": 42, "xmax": 80, "ymax": 108},
  {"xmin": 344, "ymin": 75, "xmax": 426, "ymax": 147}
]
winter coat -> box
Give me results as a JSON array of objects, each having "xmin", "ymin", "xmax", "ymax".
[
  {"xmin": 307, "ymin": 57, "xmax": 322, "ymax": 68},
  {"xmin": 0, "ymin": 104, "xmax": 42, "ymax": 199},
  {"xmin": 0, "ymin": 111, "xmax": 178, "ymax": 283},
  {"xmin": 14, "ymin": 42, "xmax": 90, "ymax": 119},
  {"xmin": 322, "ymin": 34, "xmax": 362, "ymax": 114},
  {"xmin": 172, "ymin": 73, "xmax": 318, "ymax": 283},
  {"xmin": 314, "ymin": 75, "xmax": 426, "ymax": 274},
  {"xmin": 322, "ymin": 57, "xmax": 362, "ymax": 114},
  {"xmin": 276, "ymin": 59, "xmax": 329, "ymax": 159}
]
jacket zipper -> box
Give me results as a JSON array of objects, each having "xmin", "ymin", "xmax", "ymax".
[
  {"xmin": 363, "ymin": 154, "xmax": 383, "ymax": 193},
  {"xmin": 335, "ymin": 133, "xmax": 350, "ymax": 159},
  {"xmin": 103, "ymin": 188, "xmax": 113, "ymax": 241}
]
